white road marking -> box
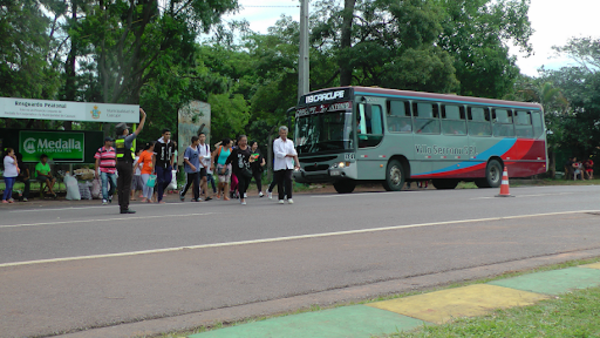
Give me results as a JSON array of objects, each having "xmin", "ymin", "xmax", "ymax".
[
  {"xmin": 7, "ymin": 202, "xmax": 185, "ymax": 213},
  {"xmin": 0, "ymin": 213, "xmax": 214, "ymax": 229},
  {"xmin": 312, "ymin": 191, "xmax": 425, "ymax": 198},
  {"xmin": 1, "ymin": 209, "xmax": 597, "ymax": 269},
  {"xmin": 471, "ymin": 192, "xmax": 575, "ymax": 200}
]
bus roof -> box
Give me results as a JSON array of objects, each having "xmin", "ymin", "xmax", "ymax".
[{"xmin": 300, "ymin": 86, "xmax": 543, "ymax": 111}]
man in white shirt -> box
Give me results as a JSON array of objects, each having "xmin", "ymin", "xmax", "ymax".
[
  {"xmin": 273, "ymin": 126, "xmax": 300, "ymax": 204},
  {"xmin": 197, "ymin": 132, "xmax": 213, "ymax": 201}
]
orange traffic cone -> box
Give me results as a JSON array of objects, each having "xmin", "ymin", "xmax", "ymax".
[{"xmin": 496, "ymin": 166, "xmax": 514, "ymax": 197}]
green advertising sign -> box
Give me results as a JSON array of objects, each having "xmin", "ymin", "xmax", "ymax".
[{"xmin": 19, "ymin": 131, "xmax": 85, "ymax": 162}]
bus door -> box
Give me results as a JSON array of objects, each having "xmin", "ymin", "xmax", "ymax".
[
  {"xmin": 412, "ymin": 101, "xmax": 441, "ymax": 176},
  {"xmin": 436, "ymin": 104, "xmax": 469, "ymax": 177},
  {"xmin": 355, "ymin": 97, "xmax": 386, "ymax": 180}
]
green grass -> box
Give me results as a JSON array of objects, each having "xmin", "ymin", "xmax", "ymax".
[{"xmin": 384, "ymin": 286, "xmax": 600, "ymax": 338}]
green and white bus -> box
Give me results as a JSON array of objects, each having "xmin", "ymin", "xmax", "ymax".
[{"xmin": 293, "ymin": 86, "xmax": 547, "ymax": 193}]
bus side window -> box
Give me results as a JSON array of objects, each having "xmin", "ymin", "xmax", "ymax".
[
  {"xmin": 386, "ymin": 100, "xmax": 412, "ymax": 133},
  {"xmin": 492, "ymin": 109, "xmax": 515, "ymax": 137},
  {"xmin": 442, "ymin": 104, "xmax": 466, "ymax": 135},
  {"xmin": 515, "ymin": 110, "xmax": 533, "ymax": 138},
  {"xmin": 468, "ymin": 107, "xmax": 492, "ymax": 136},
  {"xmin": 531, "ymin": 111, "xmax": 544, "ymax": 138},
  {"xmin": 413, "ymin": 102, "xmax": 440, "ymax": 134}
]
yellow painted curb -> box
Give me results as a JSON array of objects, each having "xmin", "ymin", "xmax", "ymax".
[
  {"xmin": 581, "ymin": 262, "xmax": 600, "ymax": 270},
  {"xmin": 367, "ymin": 284, "xmax": 548, "ymax": 324}
]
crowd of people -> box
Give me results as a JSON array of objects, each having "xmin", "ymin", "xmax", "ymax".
[
  {"xmin": 88, "ymin": 107, "xmax": 299, "ymax": 212},
  {"xmin": 565, "ymin": 156, "xmax": 594, "ymax": 180}
]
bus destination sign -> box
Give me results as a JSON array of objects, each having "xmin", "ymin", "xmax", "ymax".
[
  {"xmin": 296, "ymin": 101, "xmax": 351, "ymax": 117},
  {"xmin": 304, "ymin": 89, "xmax": 347, "ymax": 104}
]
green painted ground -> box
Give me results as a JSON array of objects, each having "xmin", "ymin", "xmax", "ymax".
[
  {"xmin": 188, "ymin": 306, "xmax": 423, "ymax": 338},
  {"xmin": 489, "ymin": 266, "xmax": 600, "ymax": 295}
]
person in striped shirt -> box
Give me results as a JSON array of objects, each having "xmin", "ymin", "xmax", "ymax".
[{"xmin": 95, "ymin": 137, "xmax": 117, "ymax": 205}]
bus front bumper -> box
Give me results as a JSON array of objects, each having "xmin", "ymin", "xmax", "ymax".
[{"xmin": 293, "ymin": 165, "xmax": 356, "ymax": 183}]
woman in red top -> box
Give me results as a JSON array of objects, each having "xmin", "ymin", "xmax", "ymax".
[{"xmin": 584, "ymin": 157, "xmax": 594, "ymax": 180}]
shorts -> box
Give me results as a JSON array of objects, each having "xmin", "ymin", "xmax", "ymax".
[
  {"xmin": 37, "ymin": 175, "xmax": 52, "ymax": 183},
  {"xmin": 132, "ymin": 175, "xmax": 144, "ymax": 190},
  {"xmin": 199, "ymin": 167, "xmax": 207, "ymax": 178},
  {"xmin": 217, "ymin": 164, "xmax": 231, "ymax": 183}
]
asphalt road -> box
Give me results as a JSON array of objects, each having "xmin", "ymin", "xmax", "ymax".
[{"xmin": 1, "ymin": 185, "xmax": 600, "ymax": 337}]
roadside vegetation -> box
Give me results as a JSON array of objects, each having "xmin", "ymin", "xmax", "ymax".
[
  {"xmin": 148, "ymin": 257, "xmax": 600, "ymax": 338},
  {"xmin": 385, "ymin": 285, "xmax": 600, "ymax": 338}
]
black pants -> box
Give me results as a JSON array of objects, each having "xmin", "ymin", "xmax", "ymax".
[
  {"xmin": 236, "ymin": 172, "xmax": 251, "ymax": 198},
  {"xmin": 116, "ymin": 160, "xmax": 133, "ymax": 211},
  {"xmin": 275, "ymin": 169, "xmax": 293, "ymax": 200},
  {"xmin": 17, "ymin": 177, "xmax": 30, "ymax": 199},
  {"xmin": 268, "ymin": 178, "xmax": 277, "ymax": 192},
  {"xmin": 252, "ymin": 169, "xmax": 262, "ymax": 192},
  {"xmin": 180, "ymin": 172, "xmax": 199, "ymax": 200}
]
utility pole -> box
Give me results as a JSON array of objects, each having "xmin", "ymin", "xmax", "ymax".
[{"xmin": 298, "ymin": 0, "xmax": 309, "ymax": 101}]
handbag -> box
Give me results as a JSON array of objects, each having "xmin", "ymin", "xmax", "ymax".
[
  {"xmin": 146, "ymin": 174, "xmax": 157, "ymax": 188},
  {"xmin": 241, "ymin": 166, "xmax": 253, "ymax": 179}
]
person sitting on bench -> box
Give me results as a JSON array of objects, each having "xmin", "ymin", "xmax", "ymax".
[{"xmin": 35, "ymin": 154, "xmax": 57, "ymax": 198}]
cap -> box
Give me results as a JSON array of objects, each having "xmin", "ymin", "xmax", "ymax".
[
  {"xmin": 104, "ymin": 136, "xmax": 114, "ymax": 143},
  {"xmin": 115, "ymin": 122, "xmax": 130, "ymax": 135}
]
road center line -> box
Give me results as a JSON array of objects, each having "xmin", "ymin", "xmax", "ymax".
[
  {"xmin": 1, "ymin": 209, "xmax": 597, "ymax": 269},
  {"xmin": 471, "ymin": 192, "xmax": 575, "ymax": 200},
  {"xmin": 0, "ymin": 213, "xmax": 214, "ymax": 229}
]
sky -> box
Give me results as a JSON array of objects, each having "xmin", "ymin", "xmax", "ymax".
[{"xmin": 224, "ymin": 0, "xmax": 600, "ymax": 77}]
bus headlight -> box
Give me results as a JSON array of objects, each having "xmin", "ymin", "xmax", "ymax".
[{"xmin": 332, "ymin": 162, "xmax": 351, "ymax": 169}]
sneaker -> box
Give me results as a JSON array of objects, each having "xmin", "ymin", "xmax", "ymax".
[
  {"xmin": 243, "ymin": 193, "xmax": 247, "ymax": 198},
  {"xmin": 278, "ymin": 199, "xmax": 284, "ymax": 204},
  {"xmin": 102, "ymin": 199, "xmax": 108, "ymax": 205},
  {"xmin": 179, "ymin": 194, "xmax": 184, "ymax": 202},
  {"xmin": 22, "ymin": 197, "xmax": 28, "ymax": 202},
  {"xmin": 241, "ymin": 200, "xmax": 246, "ymax": 205},
  {"xmin": 287, "ymin": 198, "xmax": 294, "ymax": 204},
  {"xmin": 259, "ymin": 191, "xmax": 264, "ymax": 197},
  {"xmin": 268, "ymin": 191, "xmax": 273, "ymax": 200},
  {"xmin": 205, "ymin": 196, "xmax": 213, "ymax": 201},
  {"xmin": 108, "ymin": 196, "xmax": 113, "ymax": 203}
]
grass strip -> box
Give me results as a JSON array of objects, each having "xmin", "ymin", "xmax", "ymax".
[{"xmin": 385, "ymin": 285, "xmax": 600, "ymax": 337}]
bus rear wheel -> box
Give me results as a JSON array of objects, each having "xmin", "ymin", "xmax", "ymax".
[
  {"xmin": 383, "ymin": 160, "xmax": 405, "ymax": 191},
  {"xmin": 333, "ymin": 180, "xmax": 356, "ymax": 193},
  {"xmin": 432, "ymin": 179, "xmax": 459, "ymax": 190}
]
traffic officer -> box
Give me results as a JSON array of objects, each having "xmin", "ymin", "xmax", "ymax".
[{"xmin": 115, "ymin": 107, "xmax": 146, "ymax": 214}]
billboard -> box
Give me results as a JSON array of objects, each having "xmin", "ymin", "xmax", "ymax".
[
  {"xmin": 19, "ymin": 131, "xmax": 85, "ymax": 163},
  {"xmin": 0, "ymin": 97, "xmax": 139, "ymax": 123},
  {"xmin": 177, "ymin": 101, "xmax": 211, "ymax": 165}
]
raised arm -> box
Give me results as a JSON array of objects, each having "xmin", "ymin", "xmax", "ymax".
[{"xmin": 134, "ymin": 108, "xmax": 146, "ymax": 136}]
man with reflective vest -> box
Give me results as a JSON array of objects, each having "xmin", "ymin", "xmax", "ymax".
[{"xmin": 115, "ymin": 108, "xmax": 147, "ymax": 214}]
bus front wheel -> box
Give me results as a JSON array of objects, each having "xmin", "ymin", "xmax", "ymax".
[
  {"xmin": 333, "ymin": 180, "xmax": 356, "ymax": 193},
  {"xmin": 383, "ymin": 160, "xmax": 405, "ymax": 191}
]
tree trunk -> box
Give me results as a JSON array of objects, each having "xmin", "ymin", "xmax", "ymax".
[
  {"xmin": 62, "ymin": 0, "xmax": 78, "ymax": 131},
  {"xmin": 339, "ymin": 0, "xmax": 355, "ymax": 86}
]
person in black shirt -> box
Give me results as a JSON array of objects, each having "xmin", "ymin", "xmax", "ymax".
[
  {"xmin": 152, "ymin": 128, "xmax": 176, "ymax": 203},
  {"xmin": 249, "ymin": 141, "xmax": 266, "ymax": 197},
  {"xmin": 16, "ymin": 153, "xmax": 30, "ymax": 201},
  {"xmin": 225, "ymin": 135, "xmax": 254, "ymax": 205}
]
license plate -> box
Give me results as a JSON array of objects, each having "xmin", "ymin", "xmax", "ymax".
[{"xmin": 330, "ymin": 170, "xmax": 341, "ymax": 176}]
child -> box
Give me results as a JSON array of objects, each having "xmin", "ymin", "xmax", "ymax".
[{"xmin": 130, "ymin": 149, "xmax": 143, "ymax": 201}]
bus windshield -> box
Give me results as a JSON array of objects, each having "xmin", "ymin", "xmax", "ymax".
[{"xmin": 295, "ymin": 111, "xmax": 354, "ymax": 155}]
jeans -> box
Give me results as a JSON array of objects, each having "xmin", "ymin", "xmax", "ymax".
[
  {"xmin": 207, "ymin": 174, "xmax": 217, "ymax": 193},
  {"xmin": 156, "ymin": 165, "xmax": 172, "ymax": 202},
  {"xmin": 141, "ymin": 174, "xmax": 154, "ymax": 199},
  {"xmin": 180, "ymin": 172, "xmax": 199, "ymax": 200},
  {"xmin": 3, "ymin": 177, "xmax": 15, "ymax": 201},
  {"xmin": 100, "ymin": 171, "xmax": 117, "ymax": 201}
]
